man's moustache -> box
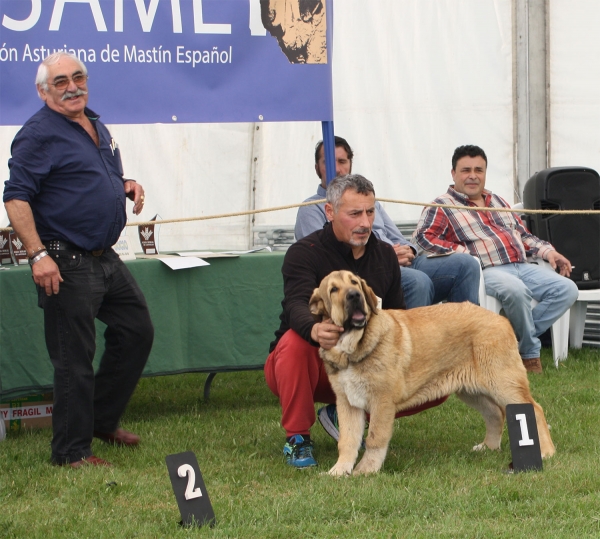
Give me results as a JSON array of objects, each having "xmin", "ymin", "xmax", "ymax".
[
  {"xmin": 62, "ymin": 89, "xmax": 88, "ymax": 101},
  {"xmin": 353, "ymin": 228, "xmax": 370, "ymax": 235}
]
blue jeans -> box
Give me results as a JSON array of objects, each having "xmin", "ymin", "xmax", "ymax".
[
  {"xmin": 399, "ymin": 266, "xmax": 434, "ymax": 308},
  {"xmin": 401, "ymin": 252, "xmax": 480, "ymax": 308},
  {"xmin": 482, "ymin": 262, "xmax": 579, "ymax": 359},
  {"xmin": 38, "ymin": 249, "xmax": 154, "ymax": 464}
]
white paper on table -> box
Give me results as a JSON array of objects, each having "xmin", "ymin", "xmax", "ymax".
[
  {"xmin": 220, "ymin": 246, "xmax": 272, "ymax": 255},
  {"xmin": 158, "ymin": 257, "xmax": 210, "ymax": 270},
  {"xmin": 176, "ymin": 251, "xmax": 238, "ymax": 258}
]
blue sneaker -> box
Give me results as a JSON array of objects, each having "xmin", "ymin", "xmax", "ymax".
[
  {"xmin": 283, "ymin": 435, "xmax": 317, "ymax": 468},
  {"xmin": 318, "ymin": 404, "xmax": 366, "ymax": 449},
  {"xmin": 317, "ymin": 404, "xmax": 340, "ymax": 442}
]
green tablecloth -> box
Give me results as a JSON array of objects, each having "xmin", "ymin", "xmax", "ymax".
[{"xmin": 0, "ymin": 252, "xmax": 284, "ymax": 399}]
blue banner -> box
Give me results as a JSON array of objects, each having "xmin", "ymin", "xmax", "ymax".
[{"xmin": 0, "ymin": 0, "xmax": 333, "ymax": 125}]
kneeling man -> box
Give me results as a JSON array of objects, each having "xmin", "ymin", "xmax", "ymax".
[{"xmin": 265, "ymin": 174, "xmax": 445, "ymax": 468}]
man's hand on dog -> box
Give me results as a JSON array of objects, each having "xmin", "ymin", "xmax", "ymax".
[{"xmin": 311, "ymin": 319, "xmax": 344, "ymax": 350}]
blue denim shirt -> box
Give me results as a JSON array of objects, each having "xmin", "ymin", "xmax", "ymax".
[
  {"xmin": 294, "ymin": 184, "xmax": 414, "ymax": 251},
  {"xmin": 4, "ymin": 105, "xmax": 127, "ymax": 251}
]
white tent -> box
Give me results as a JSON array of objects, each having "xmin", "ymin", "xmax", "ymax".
[{"xmin": 1, "ymin": 0, "xmax": 598, "ymax": 252}]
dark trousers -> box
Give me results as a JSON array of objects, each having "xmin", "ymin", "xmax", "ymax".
[{"xmin": 38, "ymin": 249, "xmax": 154, "ymax": 464}]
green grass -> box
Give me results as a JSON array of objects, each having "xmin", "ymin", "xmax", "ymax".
[{"xmin": 1, "ymin": 347, "xmax": 599, "ymax": 538}]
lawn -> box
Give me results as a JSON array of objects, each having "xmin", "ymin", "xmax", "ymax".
[{"xmin": 0, "ymin": 347, "xmax": 598, "ymax": 539}]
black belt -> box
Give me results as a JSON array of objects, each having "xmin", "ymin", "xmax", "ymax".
[{"xmin": 46, "ymin": 240, "xmax": 105, "ymax": 257}]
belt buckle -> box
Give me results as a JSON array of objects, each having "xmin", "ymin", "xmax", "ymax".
[{"xmin": 92, "ymin": 250, "xmax": 104, "ymax": 257}]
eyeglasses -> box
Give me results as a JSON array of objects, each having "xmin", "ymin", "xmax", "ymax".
[{"xmin": 49, "ymin": 73, "xmax": 88, "ymax": 91}]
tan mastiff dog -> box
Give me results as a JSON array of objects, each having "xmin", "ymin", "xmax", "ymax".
[{"xmin": 309, "ymin": 270, "xmax": 555, "ymax": 476}]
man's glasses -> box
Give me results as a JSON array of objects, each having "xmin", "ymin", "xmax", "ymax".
[{"xmin": 49, "ymin": 73, "xmax": 88, "ymax": 91}]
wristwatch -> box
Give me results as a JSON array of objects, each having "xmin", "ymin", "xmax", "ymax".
[{"xmin": 29, "ymin": 250, "xmax": 49, "ymax": 266}]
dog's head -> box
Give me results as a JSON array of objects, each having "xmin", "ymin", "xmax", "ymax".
[{"xmin": 309, "ymin": 270, "xmax": 379, "ymax": 330}]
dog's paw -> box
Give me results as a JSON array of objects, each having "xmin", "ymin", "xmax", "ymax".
[
  {"xmin": 352, "ymin": 466, "xmax": 379, "ymax": 476},
  {"xmin": 472, "ymin": 442, "xmax": 501, "ymax": 452},
  {"xmin": 352, "ymin": 448, "xmax": 386, "ymax": 475},
  {"xmin": 352, "ymin": 458, "xmax": 382, "ymax": 475},
  {"xmin": 328, "ymin": 462, "xmax": 354, "ymax": 476},
  {"xmin": 540, "ymin": 443, "xmax": 556, "ymax": 458}
]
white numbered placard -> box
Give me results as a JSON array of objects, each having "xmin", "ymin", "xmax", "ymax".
[{"xmin": 165, "ymin": 451, "xmax": 215, "ymax": 527}]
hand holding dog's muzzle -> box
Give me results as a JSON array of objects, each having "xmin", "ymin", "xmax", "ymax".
[{"xmin": 311, "ymin": 320, "xmax": 344, "ymax": 350}]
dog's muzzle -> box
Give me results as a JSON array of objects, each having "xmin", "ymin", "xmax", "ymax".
[{"xmin": 345, "ymin": 289, "xmax": 367, "ymax": 329}]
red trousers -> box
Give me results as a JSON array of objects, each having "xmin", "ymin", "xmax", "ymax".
[
  {"xmin": 265, "ymin": 329, "xmax": 448, "ymax": 438},
  {"xmin": 265, "ymin": 330, "xmax": 334, "ymax": 437}
]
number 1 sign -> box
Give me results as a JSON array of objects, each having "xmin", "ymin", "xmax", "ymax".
[
  {"xmin": 165, "ymin": 451, "xmax": 216, "ymax": 527},
  {"xmin": 506, "ymin": 404, "xmax": 544, "ymax": 472}
]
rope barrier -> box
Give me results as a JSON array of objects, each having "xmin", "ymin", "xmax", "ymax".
[
  {"xmin": 1, "ymin": 197, "xmax": 599, "ymax": 232},
  {"xmin": 112, "ymin": 197, "xmax": 600, "ymax": 227},
  {"xmin": 376, "ymin": 198, "xmax": 600, "ymax": 215}
]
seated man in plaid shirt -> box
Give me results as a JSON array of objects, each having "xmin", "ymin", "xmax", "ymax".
[{"xmin": 413, "ymin": 145, "xmax": 578, "ymax": 373}]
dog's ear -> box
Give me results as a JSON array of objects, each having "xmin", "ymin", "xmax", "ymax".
[
  {"xmin": 360, "ymin": 277, "xmax": 379, "ymax": 315},
  {"xmin": 309, "ymin": 287, "xmax": 329, "ymax": 320}
]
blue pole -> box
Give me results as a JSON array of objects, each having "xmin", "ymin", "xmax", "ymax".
[{"xmin": 321, "ymin": 121, "xmax": 336, "ymax": 185}]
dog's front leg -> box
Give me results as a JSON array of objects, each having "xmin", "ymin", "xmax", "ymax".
[
  {"xmin": 353, "ymin": 400, "xmax": 396, "ymax": 475},
  {"xmin": 328, "ymin": 395, "xmax": 365, "ymax": 477}
]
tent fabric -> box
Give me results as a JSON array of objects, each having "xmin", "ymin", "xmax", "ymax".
[{"xmin": 1, "ymin": 1, "xmax": 594, "ymax": 252}]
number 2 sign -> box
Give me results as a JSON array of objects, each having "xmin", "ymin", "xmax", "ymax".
[
  {"xmin": 165, "ymin": 451, "xmax": 216, "ymax": 527},
  {"xmin": 506, "ymin": 404, "xmax": 544, "ymax": 472}
]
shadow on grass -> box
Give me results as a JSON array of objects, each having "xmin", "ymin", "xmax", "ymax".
[{"xmin": 124, "ymin": 370, "xmax": 277, "ymax": 422}]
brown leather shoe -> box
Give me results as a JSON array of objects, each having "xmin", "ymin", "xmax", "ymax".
[
  {"xmin": 94, "ymin": 428, "xmax": 140, "ymax": 447},
  {"xmin": 58, "ymin": 455, "xmax": 113, "ymax": 469},
  {"xmin": 522, "ymin": 357, "xmax": 543, "ymax": 374}
]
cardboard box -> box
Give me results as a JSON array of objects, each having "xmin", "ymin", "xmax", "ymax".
[{"xmin": 0, "ymin": 393, "xmax": 53, "ymax": 434}]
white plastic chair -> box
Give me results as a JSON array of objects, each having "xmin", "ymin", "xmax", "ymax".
[
  {"xmin": 515, "ymin": 202, "xmax": 600, "ymax": 364},
  {"xmin": 510, "ymin": 204, "xmax": 600, "ymax": 354},
  {"xmin": 477, "ymin": 260, "xmax": 570, "ymax": 368},
  {"xmin": 569, "ymin": 289, "xmax": 600, "ymax": 348}
]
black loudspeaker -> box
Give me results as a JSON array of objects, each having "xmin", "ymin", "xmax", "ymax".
[{"xmin": 523, "ymin": 167, "xmax": 600, "ymax": 290}]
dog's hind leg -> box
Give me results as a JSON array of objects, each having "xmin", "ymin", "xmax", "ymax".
[
  {"xmin": 529, "ymin": 399, "xmax": 555, "ymax": 458},
  {"xmin": 456, "ymin": 391, "xmax": 505, "ymax": 451},
  {"xmin": 352, "ymin": 400, "xmax": 396, "ymax": 475},
  {"xmin": 488, "ymin": 382, "xmax": 556, "ymax": 458},
  {"xmin": 328, "ymin": 395, "xmax": 366, "ymax": 477}
]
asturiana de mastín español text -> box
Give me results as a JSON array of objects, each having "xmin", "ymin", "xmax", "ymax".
[{"xmin": 0, "ymin": 43, "xmax": 233, "ymax": 67}]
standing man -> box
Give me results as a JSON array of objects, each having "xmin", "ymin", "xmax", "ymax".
[
  {"xmin": 3, "ymin": 52, "xmax": 154, "ymax": 467},
  {"xmin": 413, "ymin": 145, "xmax": 578, "ymax": 373},
  {"xmin": 295, "ymin": 136, "xmax": 480, "ymax": 308},
  {"xmin": 266, "ymin": 174, "xmax": 446, "ymax": 468}
]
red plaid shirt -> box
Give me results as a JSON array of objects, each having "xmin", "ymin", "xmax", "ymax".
[{"xmin": 412, "ymin": 187, "xmax": 555, "ymax": 269}]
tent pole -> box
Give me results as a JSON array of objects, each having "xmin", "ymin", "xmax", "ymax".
[{"xmin": 321, "ymin": 121, "xmax": 336, "ymax": 186}]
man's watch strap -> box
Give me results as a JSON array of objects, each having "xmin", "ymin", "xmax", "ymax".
[
  {"xmin": 29, "ymin": 246, "xmax": 46, "ymax": 257},
  {"xmin": 29, "ymin": 250, "xmax": 49, "ymax": 265}
]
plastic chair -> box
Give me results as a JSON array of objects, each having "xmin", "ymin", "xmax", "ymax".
[
  {"xmin": 513, "ymin": 203, "xmax": 600, "ymax": 354},
  {"xmin": 477, "ymin": 260, "xmax": 570, "ymax": 368},
  {"xmin": 569, "ymin": 289, "xmax": 600, "ymax": 348}
]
